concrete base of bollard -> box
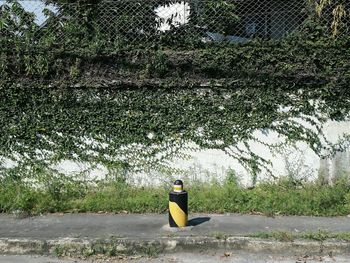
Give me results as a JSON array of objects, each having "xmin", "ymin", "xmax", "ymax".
[{"xmin": 161, "ymin": 224, "xmax": 193, "ymax": 232}]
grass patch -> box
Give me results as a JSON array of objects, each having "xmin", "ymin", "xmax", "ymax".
[
  {"xmin": 210, "ymin": 231, "xmax": 228, "ymax": 240},
  {"xmin": 1, "ymin": 177, "xmax": 350, "ymax": 216},
  {"xmin": 248, "ymin": 230, "xmax": 350, "ymax": 242},
  {"xmin": 248, "ymin": 231, "xmax": 295, "ymax": 242}
]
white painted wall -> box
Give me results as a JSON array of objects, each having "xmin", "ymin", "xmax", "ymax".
[{"xmin": 50, "ymin": 120, "xmax": 349, "ymax": 187}]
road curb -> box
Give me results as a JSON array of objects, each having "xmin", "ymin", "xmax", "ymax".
[{"xmin": 1, "ymin": 237, "xmax": 350, "ymax": 257}]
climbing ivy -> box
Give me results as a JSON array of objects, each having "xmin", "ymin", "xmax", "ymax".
[
  {"xmin": 1, "ymin": 0, "xmax": 350, "ymax": 183},
  {"xmin": 0, "ymin": 76, "xmax": 349, "ymax": 182}
]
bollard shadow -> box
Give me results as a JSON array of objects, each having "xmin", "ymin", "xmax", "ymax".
[{"xmin": 188, "ymin": 217, "xmax": 211, "ymax": 226}]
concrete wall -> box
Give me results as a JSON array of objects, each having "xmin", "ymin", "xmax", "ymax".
[{"xmin": 130, "ymin": 120, "xmax": 350, "ymax": 187}]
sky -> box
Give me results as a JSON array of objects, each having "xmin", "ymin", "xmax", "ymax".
[{"xmin": 1, "ymin": 0, "xmax": 56, "ymax": 25}]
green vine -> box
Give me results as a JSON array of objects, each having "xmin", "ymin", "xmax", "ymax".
[{"xmin": 0, "ymin": 0, "xmax": 350, "ymax": 184}]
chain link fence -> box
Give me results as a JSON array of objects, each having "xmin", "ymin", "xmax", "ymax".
[{"xmin": 0, "ymin": 0, "xmax": 314, "ymax": 49}]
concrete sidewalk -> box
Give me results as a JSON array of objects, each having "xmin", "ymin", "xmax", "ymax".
[{"xmin": 1, "ymin": 213, "xmax": 350, "ymax": 256}]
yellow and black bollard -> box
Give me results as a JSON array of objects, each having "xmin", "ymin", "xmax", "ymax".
[{"xmin": 169, "ymin": 180, "xmax": 188, "ymax": 227}]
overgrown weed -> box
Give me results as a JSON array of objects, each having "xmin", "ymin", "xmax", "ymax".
[{"xmin": 1, "ymin": 175, "xmax": 350, "ymax": 216}]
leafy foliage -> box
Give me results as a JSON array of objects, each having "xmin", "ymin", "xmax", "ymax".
[
  {"xmin": 191, "ymin": 0, "xmax": 239, "ymax": 35},
  {"xmin": 313, "ymin": 0, "xmax": 350, "ymax": 37},
  {"xmin": 0, "ymin": 0, "xmax": 350, "ymax": 183}
]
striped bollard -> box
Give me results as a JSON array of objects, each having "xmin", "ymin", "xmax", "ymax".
[{"xmin": 169, "ymin": 180, "xmax": 188, "ymax": 227}]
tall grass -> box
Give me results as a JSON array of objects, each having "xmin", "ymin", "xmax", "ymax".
[{"xmin": 1, "ymin": 176, "xmax": 350, "ymax": 216}]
